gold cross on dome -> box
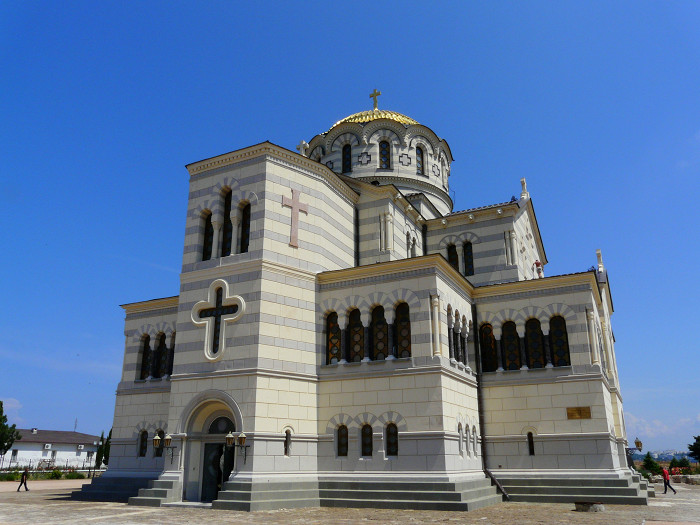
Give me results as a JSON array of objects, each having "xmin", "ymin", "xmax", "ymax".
[{"xmin": 370, "ymin": 89, "xmax": 382, "ymax": 110}]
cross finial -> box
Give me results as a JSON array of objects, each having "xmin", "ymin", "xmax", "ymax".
[
  {"xmin": 296, "ymin": 140, "xmax": 309, "ymax": 157},
  {"xmin": 370, "ymin": 89, "xmax": 382, "ymax": 110}
]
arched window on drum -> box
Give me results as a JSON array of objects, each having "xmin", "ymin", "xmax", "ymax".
[
  {"xmin": 326, "ymin": 312, "xmax": 341, "ymax": 364},
  {"xmin": 394, "ymin": 303, "xmax": 411, "ymax": 358}
]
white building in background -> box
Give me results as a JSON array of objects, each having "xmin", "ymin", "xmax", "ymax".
[{"xmin": 2, "ymin": 428, "xmax": 101, "ymax": 469}]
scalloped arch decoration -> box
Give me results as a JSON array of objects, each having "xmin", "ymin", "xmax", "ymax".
[
  {"xmin": 327, "ymin": 125, "xmax": 364, "ymax": 152},
  {"xmin": 132, "ymin": 321, "xmax": 176, "ymax": 342},
  {"xmin": 325, "ymin": 413, "xmax": 357, "ymax": 435},
  {"xmin": 364, "ymin": 121, "xmax": 405, "ymax": 146},
  {"xmin": 377, "ymin": 411, "xmax": 408, "ymax": 432},
  {"xmin": 543, "ymin": 302, "xmax": 578, "ymax": 323},
  {"xmin": 188, "ymin": 200, "xmax": 218, "ymax": 221},
  {"xmin": 437, "ymin": 232, "xmax": 481, "ymax": 249}
]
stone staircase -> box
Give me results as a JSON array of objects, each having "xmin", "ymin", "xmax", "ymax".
[
  {"xmin": 494, "ymin": 474, "xmax": 650, "ymax": 505},
  {"xmin": 71, "ymin": 476, "xmax": 154, "ymax": 502},
  {"xmin": 212, "ymin": 477, "xmax": 502, "ymax": 512},
  {"xmin": 128, "ymin": 480, "xmax": 182, "ymax": 507}
]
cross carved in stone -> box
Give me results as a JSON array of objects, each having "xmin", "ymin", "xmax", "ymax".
[
  {"xmin": 191, "ymin": 281, "xmax": 245, "ymax": 360},
  {"xmin": 297, "ymin": 140, "xmax": 309, "ymax": 157},
  {"xmin": 282, "ymin": 189, "xmax": 308, "ymax": 248}
]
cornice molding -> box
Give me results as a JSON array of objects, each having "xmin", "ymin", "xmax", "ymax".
[
  {"xmin": 121, "ymin": 296, "xmax": 179, "ymax": 314},
  {"xmin": 355, "ymin": 174, "xmax": 453, "ymax": 209}
]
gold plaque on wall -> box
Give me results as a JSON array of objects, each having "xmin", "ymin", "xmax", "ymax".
[{"xmin": 566, "ymin": 406, "xmax": 592, "ymax": 419}]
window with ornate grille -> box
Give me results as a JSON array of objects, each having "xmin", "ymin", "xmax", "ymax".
[
  {"xmin": 326, "ymin": 312, "xmax": 341, "ymax": 364},
  {"xmin": 347, "ymin": 309, "xmax": 364, "ymax": 362},
  {"xmin": 501, "ymin": 321, "xmax": 521, "ymax": 370},
  {"xmin": 202, "ymin": 211, "xmax": 214, "ymax": 261},
  {"xmin": 416, "ymin": 147, "xmax": 424, "ymax": 175},
  {"xmin": 394, "ymin": 303, "xmax": 411, "ymax": 358},
  {"xmin": 385, "ymin": 423, "xmax": 398, "ymax": 456},
  {"xmin": 549, "ymin": 316, "xmax": 571, "ymax": 366},
  {"xmin": 371, "ymin": 306, "xmax": 388, "ymax": 360},
  {"xmin": 342, "ymin": 144, "xmax": 352, "ymax": 173},
  {"xmin": 479, "ymin": 324, "xmax": 498, "ymax": 372},
  {"xmin": 361, "ymin": 424, "xmax": 373, "ymax": 457},
  {"xmin": 337, "ymin": 425, "xmax": 348, "ymax": 457},
  {"xmin": 525, "ymin": 319, "xmax": 546, "ymax": 369},
  {"xmin": 379, "ymin": 141, "xmax": 391, "ymax": 169}
]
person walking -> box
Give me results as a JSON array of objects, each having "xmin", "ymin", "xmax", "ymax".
[
  {"xmin": 16, "ymin": 468, "xmax": 29, "ymax": 492},
  {"xmin": 662, "ymin": 466, "xmax": 677, "ymax": 494}
]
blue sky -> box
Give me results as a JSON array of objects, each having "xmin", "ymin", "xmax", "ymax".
[{"xmin": 1, "ymin": 2, "xmax": 698, "ymax": 451}]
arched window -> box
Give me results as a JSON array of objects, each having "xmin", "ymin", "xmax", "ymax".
[
  {"xmin": 221, "ymin": 189, "xmax": 233, "ymax": 257},
  {"xmin": 153, "ymin": 333, "xmax": 167, "ymax": 379},
  {"xmin": 549, "ymin": 316, "xmax": 571, "ymax": 366},
  {"xmin": 371, "ymin": 306, "xmax": 388, "ymax": 360},
  {"xmin": 239, "ymin": 202, "xmax": 251, "ymax": 254},
  {"xmin": 326, "ymin": 312, "xmax": 341, "ymax": 364},
  {"xmin": 138, "ymin": 430, "xmax": 148, "ymax": 457},
  {"xmin": 361, "ymin": 424, "xmax": 373, "ymax": 457},
  {"xmin": 139, "ymin": 335, "xmax": 151, "ymax": 380},
  {"xmin": 416, "ymin": 147, "xmax": 424, "ymax": 175},
  {"xmin": 479, "ymin": 324, "xmax": 498, "ymax": 372},
  {"xmin": 472, "ymin": 426, "xmax": 478, "ymax": 456},
  {"xmin": 337, "ymin": 425, "xmax": 348, "ymax": 457},
  {"xmin": 465, "ymin": 425, "xmax": 472, "ymax": 457},
  {"xmin": 154, "ymin": 429, "xmax": 165, "ymax": 457},
  {"xmin": 342, "ymin": 144, "xmax": 352, "ymax": 173},
  {"xmin": 379, "ymin": 141, "xmax": 391, "ymax": 169},
  {"xmin": 501, "ymin": 321, "xmax": 521, "ymax": 370},
  {"xmin": 284, "ymin": 430, "xmax": 291, "ymax": 457},
  {"xmin": 394, "ymin": 303, "xmax": 411, "ymax": 358},
  {"xmin": 463, "ymin": 242, "xmax": 474, "ymax": 276},
  {"xmin": 166, "ymin": 332, "xmax": 175, "ymax": 376},
  {"xmin": 525, "ymin": 319, "xmax": 546, "ymax": 369},
  {"xmin": 385, "ymin": 423, "xmax": 398, "ymax": 457},
  {"xmin": 458, "ymin": 423, "xmax": 464, "ymax": 457},
  {"xmin": 208, "ymin": 416, "xmax": 235, "ymax": 434},
  {"xmin": 447, "ymin": 244, "xmax": 459, "ymax": 271},
  {"xmin": 527, "ymin": 432, "xmax": 535, "ymax": 456},
  {"xmin": 347, "ymin": 309, "xmax": 364, "ymax": 362},
  {"xmin": 202, "ymin": 211, "xmax": 214, "ymax": 261}
]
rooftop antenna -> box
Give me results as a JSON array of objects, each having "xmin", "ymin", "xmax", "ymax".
[{"xmin": 74, "ymin": 418, "xmax": 78, "ymax": 432}]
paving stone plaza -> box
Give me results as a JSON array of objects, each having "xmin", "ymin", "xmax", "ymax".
[{"xmin": 2, "ymin": 480, "xmax": 700, "ymax": 524}]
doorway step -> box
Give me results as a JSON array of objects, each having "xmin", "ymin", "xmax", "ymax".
[
  {"xmin": 71, "ymin": 476, "xmax": 154, "ymax": 502},
  {"xmin": 128, "ymin": 480, "xmax": 181, "ymax": 507}
]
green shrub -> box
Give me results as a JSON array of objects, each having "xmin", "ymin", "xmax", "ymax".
[
  {"xmin": 0, "ymin": 472, "xmax": 20, "ymax": 481},
  {"xmin": 49, "ymin": 469, "xmax": 62, "ymax": 480},
  {"xmin": 65, "ymin": 471, "xmax": 85, "ymax": 479}
]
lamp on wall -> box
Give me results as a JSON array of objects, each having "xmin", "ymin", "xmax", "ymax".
[
  {"xmin": 225, "ymin": 431, "xmax": 249, "ymax": 464},
  {"xmin": 634, "ymin": 437, "xmax": 643, "ymax": 452},
  {"xmin": 153, "ymin": 433, "xmax": 176, "ymax": 464}
]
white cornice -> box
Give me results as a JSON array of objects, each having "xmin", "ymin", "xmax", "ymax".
[{"xmin": 121, "ymin": 296, "xmax": 179, "ymax": 313}]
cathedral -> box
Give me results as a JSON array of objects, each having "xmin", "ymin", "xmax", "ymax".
[{"xmin": 75, "ymin": 92, "xmax": 651, "ymax": 510}]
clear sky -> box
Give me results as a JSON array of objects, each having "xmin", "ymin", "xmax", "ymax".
[{"xmin": 1, "ymin": 2, "xmax": 698, "ymax": 452}]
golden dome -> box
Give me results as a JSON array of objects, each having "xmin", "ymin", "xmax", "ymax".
[{"xmin": 330, "ymin": 109, "xmax": 419, "ymax": 129}]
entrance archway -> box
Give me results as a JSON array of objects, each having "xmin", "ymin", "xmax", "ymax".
[{"xmin": 201, "ymin": 417, "xmax": 236, "ymax": 502}]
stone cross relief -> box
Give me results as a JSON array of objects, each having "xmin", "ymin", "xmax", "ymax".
[
  {"xmin": 191, "ymin": 282, "xmax": 245, "ymax": 360},
  {"xmin": 282, "ymin": 189, "xmax": 308, "ymax": 248}
]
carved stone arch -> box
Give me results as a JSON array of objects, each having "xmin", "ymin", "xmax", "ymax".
[
  {"xmin": 133, "ymin": 420, "xmax": 156, "ymax": 437},
  {"xmin": 366, "ymin": 291, "xmax": 391, "ymax": 312},
  {"xmin": 133, "ymin": 324, "xmax": 155, "ymax": 343},
  {"xmin": 438, "ymin": 138, "xmax": 454, "ymax": 163},
  {"xmin": 477, "ymin": 312, "xmax": 499, "ymax": 328},
  {"xmin": 188, "ymin": 200, "xmax": 218, "ymax": 221},
  {"xmin": 211, "ymin": 176, "xmax": 241, "ymax": 198},
  {"xmin": 377, "ymin": 411, "xmax": 408, "ymax": 432},
  {"xmin": 456, "ymin": 231, "xmax": 481, "ymax": 244},
  {"xmin": 406, "ymin": 126, "xmax": 439, "ymax": 155},
  {"xmin": 493, "ymin": 308, "xmax": 525, "ymax": 326},
  {"xmin": 307, "ymin": 134, "xmax": 326, "ymax": 155},
  {"xmin": 521, "ymin": 425, "xmax": 538, "ymax": 435},
  {"xmin": 365, "ymin": 121, "xmax": 405, "ymax": 146},
  {"xmin": 387, "ymin": 288, "xmax": 421, "ymax": 312},
  {"xmin": 280, "ymin": 423, "xmax": 295, "ymax": 434},
  {"xmin": 153, "ymin": 321, "xmax": 175, "ymax": 337},
  {"xmin": 231, "ymin": 190, "xmax": 259, "ymax": 208},
  {"xmin": 177, "ymin": 389, "xmax": 243, "ymax": 435},
  {"xmin": 309, "ymin": 145, "xmax": 325, "ymax": 162},
  {"xmin": 354, "ymin": 412, "xmax": 379, "ymax": 430},
  {"xmin": 325, "ymin": 413, "xmax": 357, "ymax": 435},
  {"xmin": 319, "ymin": 298, "xmax": 344, "ymax": 324},
  {"xmin": 438, "ymin": 234, "xmax": 462, "ymax": 249},
  {"xmin": 521, "ymin": 306, "xmax": 549, "ymax": 324},
  {"xmin": 340, "ymin": 295, "xmax": 371, "ymax": 320},
  {"xmin": 328, "ymin": 130, "xmax": 362, "ymax": 152},
  {"xmin": 543, "ymin": 302, "xmax": 578, "ymax": 324}
]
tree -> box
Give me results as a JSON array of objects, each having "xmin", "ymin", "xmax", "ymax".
[
  {"xmin": 689, "ymin": 435, "xmax": 700, "ymax": 463},
  {"xmin": 669, "ymin": 457, "xmax": 678, "ymax": 469},
  {"xmin": 0, "ymin": 401, "xmax": 21, "ymax": 458},
  {"xmin": 642, "ymin": 452, "xmax": 662, "ymax": 475},
  {"xmin": 94, "ymin": 431, "xmax": 105, "ymax": 469},
  {"xmin": 678, "ymin": 457, "xmax": 690, "ymax": 468},
  {"xmin": 103, "ymin": 429, "xmax": 112, "ymax": 466}
]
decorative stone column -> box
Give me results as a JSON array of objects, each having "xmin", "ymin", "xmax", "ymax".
[
  {"xmin": 211, "ymin": 220, "xmax": 222, "ymax": 260},
  {"xmin": 447, "ymin": 313, "xmax": 454, "ymax": 360},
  {"xmin": 542, "ymin": 326, "xmax": 553, "ymax": 368},
  {"xmin": 586, "ymin": 310, "xmax": 600, "ymax": 366},
  {"xmin": 431, "ymin": 295, "xmax": 441, "ymax": 357},
  {"xmin": 457, "ymin": 248, "xmax": 464, "ymax": 276},
  {"xmin": 230, "ymin": 213, "xmax": 240, "ymax": 255},
  {"xmin": 361, "ymin": 312, "xmax": 371, "ymax": 362},
  {"xmin": 509, "ymin": 231, "xmax": 517, "ymax": 267},
  {"xmin": 493, "ymin": 327, "xmax": 504, "ymax": 372},
  {"xmin": 518, "ymin": 326, "xmax": 529, "ymax": 370},
  {"xmin": 385, "ymin": 309, "xmax": 395, "ymax": 360}
]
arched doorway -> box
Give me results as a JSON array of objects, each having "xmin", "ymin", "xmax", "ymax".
[
  {"xmin": 200, "ymin": 416, "xmax": 236, "ymax": 503},
  {"xmin": 181, "ymin": 395, "xmax": 240, "ymax": 503}
]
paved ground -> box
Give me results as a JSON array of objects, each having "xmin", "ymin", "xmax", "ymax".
[{"xmin": 0, "ymin": 481, "xmax": 698, "ymax": 524}]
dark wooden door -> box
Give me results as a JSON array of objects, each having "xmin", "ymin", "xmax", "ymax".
[{"xmin": 201, "ymin": 443, "xmax": 235, "ymax": 502}]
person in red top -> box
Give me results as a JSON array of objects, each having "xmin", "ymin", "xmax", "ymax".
[{"xmin": 662, "ymin": 467, "xmax": 677, "ymax": 494}]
